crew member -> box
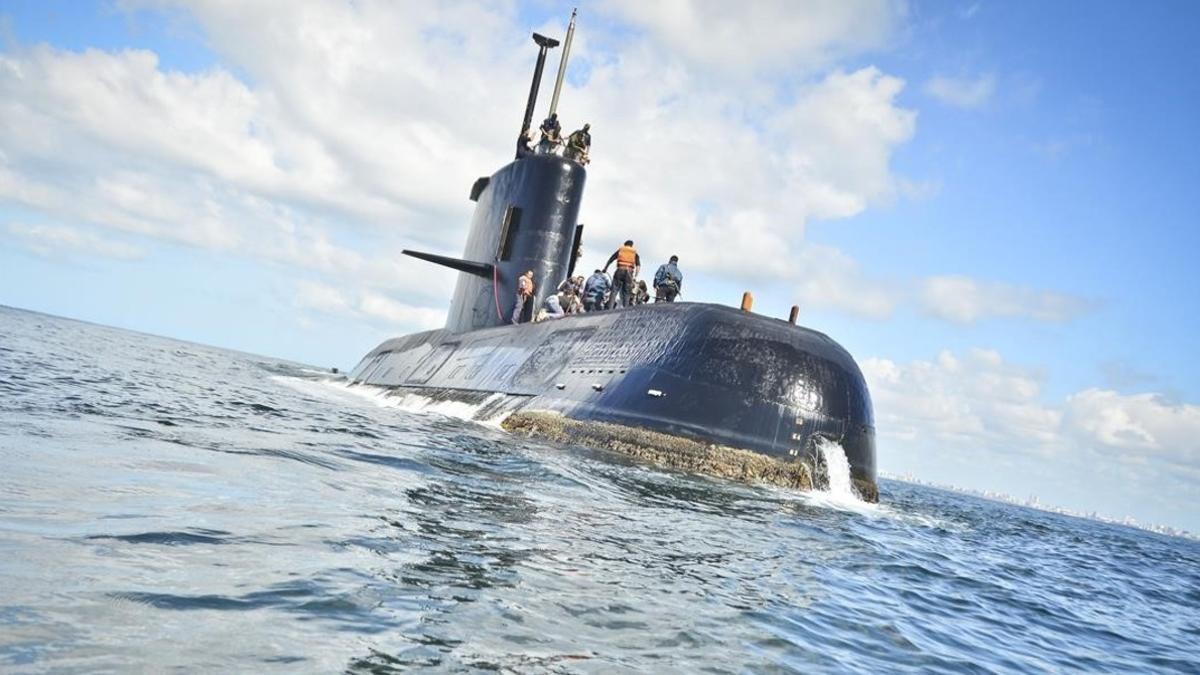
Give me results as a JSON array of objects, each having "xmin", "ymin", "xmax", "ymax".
[
  {"xmin": 538, "ymin": 113, "xmax": 562, "ymax": 153},
  {"xmin": 516, "ymin": 131, "xmax": 534, "ymax": 158},
  {"xmin": 653, "ymin": 255, "xmax": 683, "ymax": 302},
  {"xmin": 583, "ymin": 269, "xmax": 609, "ymax": 312},
  {"xmin": 511, "ymin": 269, "xmax": 535, "ymax": 324},
  {"xmin": 542, "ymin": 292, "xmax": 566, "ymax": 320},
  {"xmin": 602, "ymin": 240, "xmax": 641, "ymax": 309},
  {"xmin": 558, "ymin": 276, "xmax": 585, "ymax": 314},
  {"xmin": 566, "ymin": 123, "xmax": 591, "ymax": 164},
  {"xmin": 633, "ymin": 280, "xmax": 650, "ymax": 305}
]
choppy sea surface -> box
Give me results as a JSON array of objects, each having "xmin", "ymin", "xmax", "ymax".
[{"xmin": 1, "ymin": 305, "xmax": 1198, "ymax": 673}]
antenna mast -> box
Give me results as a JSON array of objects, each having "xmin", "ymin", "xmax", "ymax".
[{"xmin": 548, "ymin": 9, "xmax": 577, "ymax": 118}]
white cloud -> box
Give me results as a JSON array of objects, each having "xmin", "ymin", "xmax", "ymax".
[
  {"xmin": 0, "ymin": 42, "xmax": 465, "ymax": 247},
  {"xmin": 794, "ymin": 243, "xmax": 900, "ymax": 319},
  {"xmin": 773, "ymin": 67, "xmax": 918, "ymax": 220},
  {"xmin": 358, "ymin": 291, "xmax": 445, "ymax": 327},
  {"xmin": 294, "ymin": 280, "xmax": 445, "ymax": 330},
  {"xmin": 5, "ymin": 221, "xmax": 145, "ymax": 260},
  {"xmin": 574, "ymin": 63, "xmax": 917, "ymax": 289},
  {"xmin": 294, "ymin": 279, "xmax": 357, "ymax": 317},
  {"xmin": 924, "ymin": 73, "xmax": 995, "ymax": 108},
  {"xmin": 602, "ymin": 0, "xmax": 903, "ymax": 74},
  {"xmin": 1066, "ymin": 389, "xmax": 1200, "ymax": 465},
  {"xmin": 863, "ymin": 347, "xmax": 1200, "ymax": 528},
  {"xmin": 864, "ymin": 347, "xmax": 1200, "ymax": 471},
  {"xmin": 862, "ymin": 348, "xmax": 1062, "ymax": 449},
  {"xmin": 920, "ymin": 275, "xmax": 1090, "ymax": 323}
]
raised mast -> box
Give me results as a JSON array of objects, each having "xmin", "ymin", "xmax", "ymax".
[
  {"xmin": 518, "ymin": 33, "xmax": 560, "ymax": 156},
  {"xmin": 547, "ymin": 8, "xmax": 577, "ymax": 118}
]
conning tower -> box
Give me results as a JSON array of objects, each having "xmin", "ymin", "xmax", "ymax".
[{"xmin": 403, "ymin": 27, "xmax": 586, "ymax": 333}]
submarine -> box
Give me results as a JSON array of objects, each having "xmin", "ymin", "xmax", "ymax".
[{"xmin": 349, "ymin": 17, "xmax": 878, "ymax": 501}]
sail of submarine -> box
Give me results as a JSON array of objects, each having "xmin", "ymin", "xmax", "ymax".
[{"xmin": 348, "ymin": 13, "xmax": 878, "ymax": 500}]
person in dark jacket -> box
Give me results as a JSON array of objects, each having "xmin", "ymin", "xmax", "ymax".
[
  {"xmin": 602, "ymin": 240, "xmax": 640, "ymax": 309},
  {"xmin": 516, "ymin": 131, "xmax": 534, "ymax": 158},
  {"xmin": 566, "ymin": 123, "xmax": 591, "ymax": 164},
  {"xmin": 538, "ymin": 113, "xmax": 562, "ymax": 153},
  {"xmin": 653, "ymin": 255, "xmax": 683, "ymax": 302}
]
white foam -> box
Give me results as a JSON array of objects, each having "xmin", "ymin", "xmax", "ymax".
[
  {"xmin": 760, "ymin": 439, "xmax": 878, "ymax": 516},
  {"xmin": 762, "ymin": 445, "xmax": 971, "ymax": 527},
  {"xmin": 270, "ymin": 376, "xmax": 516, "ymax": 427},
  {"xmin": 270, "ymin": 375, "xmax": 374, "ymax": 406},
  {"xmin": 382, "ymin": 390, "xmax": 514, "ymax": 426},
  {"xmin": 817, "ymin": 437, "xmax": 858, "ymax": 502}
]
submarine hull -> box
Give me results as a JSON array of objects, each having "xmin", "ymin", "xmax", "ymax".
[{"xmin": 350, "ymin": 302, "xmax": 877, "ymax": 499}]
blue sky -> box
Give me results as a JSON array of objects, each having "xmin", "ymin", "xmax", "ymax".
[{"xmin": 2, "ymin": 0, "xmax": 1197, "ymax": 531}]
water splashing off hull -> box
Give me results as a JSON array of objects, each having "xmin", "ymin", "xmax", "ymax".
[{"xmin": 815, "ymin": 437, "xmax": 863, "ymax": 503}]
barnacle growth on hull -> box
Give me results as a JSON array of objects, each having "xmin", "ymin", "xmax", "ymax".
[
  {"xmin": 503, "ymin": 411, "xmax": 815, "ymax": 491},
  {"xmin": 503, "ymin": 412, "xmax": 880, "ymax": 502}
]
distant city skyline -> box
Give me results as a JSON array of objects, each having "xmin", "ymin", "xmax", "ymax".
[
  {"xmin": 881, "ymin": 471, "xmax": 1197, "ymax": 541},
  {"xmin": 1, "ymin": 1, "xmax": 1197, "ymax": 530}
]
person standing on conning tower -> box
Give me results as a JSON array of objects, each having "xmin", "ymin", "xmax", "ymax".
[
  {"xmin": 516, "ymin": 131, "xmax": 535, "ymax": 158},
  {"xmin": 602, "ymin": 240, "xmax": 640, "ymax": 309},
  {"xmin": 538, "ymin": 113, "xmax": 562, "ymax": 154},
  {"xmin": 566, "ymin": 123, "xmax": 591, "ymax": 164}
]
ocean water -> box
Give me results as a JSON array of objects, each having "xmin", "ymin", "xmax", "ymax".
[{"xmin": 1, "ymin": 306, "xmax": 1198, "ymax": 673}]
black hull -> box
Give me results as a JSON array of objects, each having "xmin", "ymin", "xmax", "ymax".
[{"xmin": 350, "ymin": 302, "xmax": 876, "ymax": 497}]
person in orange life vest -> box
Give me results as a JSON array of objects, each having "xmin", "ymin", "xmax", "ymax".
[
  {"xmin": 602, "ymin": 240, "xmax": 641, "ymax": 309},
  {"xmin": 511, "ymin": 269, "xmax": 535, "ymax": 324}
]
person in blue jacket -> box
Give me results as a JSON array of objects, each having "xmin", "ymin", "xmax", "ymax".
[
  {"xmin": 653, "ymin": 255, "xmax": 683, "ymax": 302},
  {"xmin": 582, "ymin": 269, "xmax": 610, "ymax": 312}
]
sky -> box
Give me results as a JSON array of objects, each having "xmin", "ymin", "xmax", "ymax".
[{"xmin": 1, "ymin": 0, "xmax": 1198, "ymax": 531}]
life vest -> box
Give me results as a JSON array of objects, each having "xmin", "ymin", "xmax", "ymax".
[{"xmin": 616, "ymin": 245, "xmax": 637, "ymax": 269}]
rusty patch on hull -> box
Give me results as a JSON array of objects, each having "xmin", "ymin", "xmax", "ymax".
[{"xmin": 502, "ymin": 411, "xmax": 815, "ymax": 491}]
